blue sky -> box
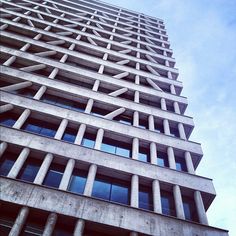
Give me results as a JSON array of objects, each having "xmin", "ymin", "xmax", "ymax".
[{"xmin": 102, "ymin": 0, "xmax": 236, "ymax": 234}]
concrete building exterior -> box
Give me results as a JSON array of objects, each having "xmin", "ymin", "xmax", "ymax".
[{"xmin": 0, "ymin": 0, "xmax": 228, "ymax": 235}]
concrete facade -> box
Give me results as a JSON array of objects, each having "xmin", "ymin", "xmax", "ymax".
[{"xmin": 0, "ymin": 0, "xmax": 228, "ymax": 235}]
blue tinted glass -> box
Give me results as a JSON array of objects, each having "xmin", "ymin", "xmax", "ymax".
[
  {"xmin": 56, "ymin": 98, "xmax": 73, "ymax": 109},
  {"xmin": 62, "ymin": 133, "xmax": 76, "ymax": 143},
  {"xmin": 116, "ymin": 147, "xmax": 130, "ymax": 158},
  {"xmin": 18, "ymin": 163, "xmax": 40, "ymax": 182},
  {"xmin": 100, "ymin": 143, "xmax": 116, "ymax": 154},
  {"xmin": 42, "ymin": 95, "xmax": 56, "ymax": 104},
  {"xmin": 110, "ymin": 184, "xmax": 129, "ymax": 205},
  {"xmin": 138, "ymin": 153, "xmax": 149, "ymax": 162},
  {"xmin": 40, "ymin": 128, "xmax": 56, "ymax": 137},
  {"xmin": 0, "ymin": 159, "xmax": 14, "ymax": 176},
  {"xmin": 119, "ymin": 119, "xmax": 131, "ymax": 125},
  {"xmin": 24, "ymin": 124, "xmax": 41, "ymax": 134},
  {"xmin": 68, "ymin": 175, "xmax": 86, "ymax": 194},
  {"xmin": 0, "ymin": 118, "xmax": 16, "ymax": 127},
  {"xmin": 161, "ymin": 196, "xmax": 171, "ymax": 215},
  {"xmin": 43, "ymin": 170, "xmax": 63, "ymax": 188},
  {"xmin": 183, "ymin": 202, "xmax": 192, "ymax": 220},
  {"xmin": 176, "ymin": 159, "xmax": 187, "ymax": 172},
  {"xmin": 82, "ymin": 138, "xmax": 95, "ymax": 148},
  {"xmin": 92, "ymin": 179, "xmax": 111, "ymax": 200},
  {"xmin": 139, "ymin": 191, "xmax": 153, "ymax": 210}
]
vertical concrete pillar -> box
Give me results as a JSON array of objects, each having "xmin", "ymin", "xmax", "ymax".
[
  {"xmin": 167, "ymin": 147, "xmax": 176, "ymax": 169},
  {"xmin": 42, "ymin": 213, "xmax": 57, "ymax": 236},
  {"xmin": 74, "ymin": 124, "xmax": 86, "ymax": 145},
  {"xmin": 153, "ymin": 179, "xmax": 162, "ymax": 213},
  {"xmin": 167, "ymin": 71, "xmax": 173, "ymax": 79},
  {"xmin": 185, "ymin": 151, "xmax": 195, "ymax": 174},
  {"xmin": 134, "ymin": 91, "xmax": 139, "ymax": 103},
  {"xmin": 133, "ymin": 111, "xmax": 139, "ymax": 126},
  {"xmin": 150, "ymin": 142, "xmax": 157, "ymax": 165},
  {"xmin": 54, "ymin": 119, "xmax": 68, "ymax": 140},
  {"xmin": 85, "ymin": 98, "xmax": 93, "ymax": 113},
  {"xmin": 160, "ymin": 98, "xmax": 167, "ymax": 110},
  {"xmin": 148, "ymin": 115, "xmax": 155, "ymax": 131},
  {"xmin": 34, "ymin": 85, "xmax": 47, "ymax": 100},
  {"xmin": 83, "ymin": 164, "xmax": 97, "ymax": 196},
  {"xmin": 174, "ymin": 101, "xmax": 180, "ymax": 114},
  {"xmin": 170, "ymin": 84, "xmax": 176, "ymax": 95},
  {"xmin": 131, "ymin": 174, "xmax": 139, "ymax": 207},
  {"xmin": 13, "ymin": 109, "xmax": 31, "ymax": 129},
  {"xmin": 0, "ymin": 142, "xmax": 8, "ymax": 157},
  {"xmin": 34, "ymin": 153, "xmax": 53, "ymax": 185},
  {"xmin": 92, "ymin": 79, "xmax": 100, "ymax": 91},
  {"xmin": 194, "ymin": 191, "xmax": 208, "ymax": 225},
  {"xmin": 173, "ymin": 185, "xmax": 185, "ymax": 219},
  {"xmin": 178, "ymin": 123, "xmax": 187, "ymax": 140},
  {"xmin": 132, "ymin": 138, "xmax": 139, "ymax": 160},
  {"xmin": 73, "ymin": 219, "xmax": 85, "ymax": 236},
  {"xmin": 9, "ymin": 206, "xmax": 29, "ymax": 236},
  {"xmin": 94, "ymin": 128, "xmax": 104, "ymax": 150},
  {"xmin": 0, "ymin": 104, "xmax": 14, "ymax": 113},
  {"xmin": 163, "ymin": 119, "xmax": 170, "ymax": 135},
  {"xmin": 7, "ymin": 148, "xmax": 30, "ymax": 178},
  {"xmin": 59, "ymin": 159, "xmax": 75, "ymax": 190}
]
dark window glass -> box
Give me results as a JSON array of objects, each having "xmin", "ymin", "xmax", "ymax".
[
  {"xmin": 0, "ymin": 112, "xmax": 18, "ymax": 127},
  {"xmin": 68, "ymin": 170, "xmax": 87, "ymax": 194},
  {"xmin": 92, "ymin": 178, "xmax": 111, "ymax": 201},
  {"xmin": 157, "ymin": 151, "xmax": 168, "ymax": 167},
  {"xmin": 139, "ymin": 97, "xmax": 161, "ymax": 109},
  {"xmin": 138, "ymin": 147, "xmax": 150, "ymax": 163},
  {"xmin": 91, "ymin": 106, "xmax": 108, "ymax": 117},
  {"xmin": 81, "ymin": 133, "xmax": 96, "ymax": 148},
  {"xmin": 62, "ymin": 127, "xmax": 77, "ymax": 143},
  {"xmin": 114, "ymin": 114, "xmax": 132, "ymax": 125},
  {"xmin": 183, "ymin": 197, "xmax": 198, "ymax": 222},
  {"xmin": 166, "ymin": 103, "xmax": 175, "ymax": 112},
  {"xmin": 17, "ymin": 158, "xmax": 41, "ymax": 182},
  {"xmin": 0, "ymin": 151, "xmax": 18, "ymax": 176},
  {"xmin": 43, "ymin": 163, "xmax": 64, "ymax": 188},
  {"xmin": 139, "ymin": 119, "xmax": 148, "ymax": 129},
  {"xmin": 155, "ymin": 122, "xmax": 164, "ymax": 133},
  {"xmin": 170, "ymin": 127, "xmax": 180, "ymax": 138},
  {"xmin": 13, "ymin": 88, "xmax": 35, "ymax": 98},
  {"xmin": 110, "ymin": 183, "xmax": 129, "ymax": 205},
  {"xmin": 139, "ymin": 187, "xmax": 153, "ymax": 210},
  {"xmin": 40, "ymin": 126, "xmax": 56, "ymax": 137},
  {"xmin": 161, "ymin": 191, "xmax": 175, "ymax": 216},
  {"xmin": 42, "ymin": 94, "xmax": 56, "ymax": 105},
  {"xmin": 175, "ymin": 157, "xmax": 187, "ymax": 172}
]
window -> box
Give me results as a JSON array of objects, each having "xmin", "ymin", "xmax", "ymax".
[
  {"xmin": 43, "ymin": 163, "xmax": 64, "ymax": 188},
  {"xmin": 139, "ymin": 119, "xmax": 148, "ymax": 129},
  {"xmin": 139, "ymin": 97, "xmax": 161, "ymax": 109},
  {"xmin": 0, "ymin": 151, "xmax": 18, "ymax": 176},
  {"xmin": 166, "ymin": 103, "xmax": 175, "ymax": 112},
  {"xmin": 81, "ymin": 133, "xmax": 96, "ymax": 148},
  {"xmin": 139, "ymin": 186, "xmax": 153, "ymax": 210},
  {"xmin": 22, "ymin": 118, "xmax": 57, "ymax": 138},
  {"xmin": 183, "ymin": 196, "xmax": 198, "ymax": 222},
  {"xmin": 170, "ymin": 127, "xmax": 180, "ymax": 138},
  {"xmin": 138, "ymin": 147, "xmax": 150, "ymax": 163},
  {"xmin": 161, "ymin": 190, "xmax": 175, "ymax": 216},
  {"xmin": 92, "ymin": 176, "xmax": 130, "ymax": 205},
  {"xmin": 0, "ymin": 112, "xmax": 19, "ymax": 127},
  {"xmin": 17, "ymin": 158, "xmax": 42, "ymax": 182},
  {"xmin": 157, "ymin": 151, "xmax": 168, "ymax": 167},
  {"xmin": 114, "ymin": 114, "xmax": 132, "ymax": 125},
  {"xmin": 101, "ymin": 137, "xmax": 131, "ymax": 158},
  {"xmin": 68, "ymin": 169, "xmax": 87, "ymax": 194},
  {"xmin": 154, "ymin": 122, "xmax": 164, "ymax": 133},
  {"xmin": 175, "ymin": 156, "xmax": 187, "ymax": 172},
  {"xmin": 62, "ymin": 127, "xmax": 77, "ymax": 143},
  {"xmin": 12, "ymin": 88, "xmax": 36, "ymax": 98}
]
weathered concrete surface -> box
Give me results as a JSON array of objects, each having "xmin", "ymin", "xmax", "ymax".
[{"xmin": 0, "ymin": 177, "xmax": 228, "ymax": 236}]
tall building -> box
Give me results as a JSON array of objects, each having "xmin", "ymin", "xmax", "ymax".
[{"xmin": 0, "ymin": 0, "xmax": 228, "ymax": 235}]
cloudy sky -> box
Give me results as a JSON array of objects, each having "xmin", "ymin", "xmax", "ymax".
[{"xmin": 102, "ymin": 0, "xmax": 236, "ymax": 234}]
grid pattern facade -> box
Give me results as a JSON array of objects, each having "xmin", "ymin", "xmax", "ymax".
[{"xmin": 0, "ymin": 0, "xmax": 228, "ymax": 235}]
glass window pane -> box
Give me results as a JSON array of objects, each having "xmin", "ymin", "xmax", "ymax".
[
  {"xmin": 161, "ymin": 192, "xmax": 175, "ymax": 216},
  {"xmin": 23, "ymin": 124, "xmax": 41, "ymax": 134},
  {"xmin": 116, "ymin": 147, "xmax": 130, "ymax": 158},
  {"xmin": 0, "ymin": 159, "xmax": 15, "ymax": 176},
  {"xmin": 62, "ymin": 133, "xmax": 76, "ymax": 143},
  {"xmin": 40, "ymin": 127, "xmax": 56, "ymax": 137},
  {"xmin": 56, "ymin": 98, "xmax": 73, "ymax": 109},
  {"xmin": 43, "ymin": 164, "xmax": 64, "ymax": 188},
  {"xmin": 138, "ymin": 153, "xmax": 148, "ymax": 162},
  {"xmin": 157, "ymin": 152, "xmax": 168, "ymax": 167},
  {"xmin": 92, "ymin": 179, "xmax": 111, "ymax": 201},
  {"xmin": 139, "ymin": 190, "xmax": 153, "ymax": 210},
  {"xmin": 0, "ymin": 118, "xmax": 16, "ymax": 127},
  {"xmin": 111, "ymin": 184, "xmax": 129, "ymax": 205},
  {"xmin": 100, "ymin": 143, "xmax": 116, "ymax": 154},
  {"xmin": 175, "ymin": 157, "xmax": 187, "ymax": 172},
  {"xmin": 68, "ymin": 175, "xmax": 86, "ymax": 194},
  {"xmin": 82, "ymin": 138, "xmax": 95, "ymax": 148}
]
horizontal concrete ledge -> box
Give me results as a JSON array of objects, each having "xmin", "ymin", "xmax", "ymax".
[
  {"xmin": 0, "ymin": 92, "xmax": 201, "ymax": 155},
  {"xmin": 1, "ymin": 66, "xmax": 193, "ymax": 128},
  {"xmin": 0, "ymin": 126, "xmax": 215, "ymax": 198},
  {"xmin": 0, "ymin": 177, "xmax": 228, "ymax": 236}
]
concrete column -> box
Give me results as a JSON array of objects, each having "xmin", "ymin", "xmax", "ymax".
[
  {"xmin": 173, "ymin": 185, "xmax": 185, "ymax": 219},
  {"xmin": 34, "ymin": 153, "xmax": 53, "ymax": 185},
  {"xmin": 178, "ymin": 123, "xmax": 187, "ymax": 140},
  {"xmin": 150, "ymin": 142, "xmax": 157, "ymax": 165},
  {"xmin": 167, "ymin": 147, "xmax": 176, "ymax": 169},
  {"xmin": 163, "ymin": 119, "xmax": 170, "ymax": 135},
  {"xmin": 0, "ymin": 104, "xmax": 14, "ymax": 113},
  {"xmin": 160, "ymin": 98, "xmax": 167, "ymax": 110},
  {"xmin": 174, "ymin": 101, "xmax": 180, "ymax": 114},
  {"xmin": 133, "ymin": 111, "xmax": 139, "ymax": 126},
  {"xmin": 92, "ymin": 79, "xmax": 100, "ymax": 91},
  {"xmin": 170, "ymin": 84, "xmax": 176, "ymax": 95},
  {"xmin": 42, "ymin": 213, "xmax": 57, "ymax": 236},
  {"xmin": 152, "ymin": 179, "xmax": 162, "ymax": 213},
  {"xmin": 134, "ymin": 91, "xmax": 139, "ymax": 103},
  {"xmin": 109, "ymin": 87, "xmax": 128, "ymax": 97},
  {"xmin": 131, "ymin": 175, "xmax": 139, "ymax": 207},
  {"xmin": 83, "ymin": 164, "xmax": 97, "ymax": 196},
  {"xmin": 73, "ymin": 219, "xmax": 85, "ymax": 236},
  {"xmin": 132, "ymin": 138, "xmax": 139, "ymax": 160},
  {"xmin": 34, "ymin": 85, "xmax": 47, "ymax": 100},
  {"xmin": 59, "ymin": 159, "xmax": 75, "ymax": 190},
  {"xmin": 13, "ymin": 109, "xmax": 31, "ymax": 129},
  {"xmin": 167, "ymin": 71, "xmax": 173, "ymax": 79},
  {"xmin": 54, "ymin": 119, "xmax": 68, "ymax": 140},
  {"xmin": 85, "ymin": 98, "xmax": 93, "ymax": 113},
  {"xmin": 94, "ymin": 128, "xmax": 104, "ymax": 150},
  {"xmin": 104, "ymin": 107, "xmax": 125, "ymax": 119},
  {"xmin": 1, "ymin": 81, "xmax": 32, "ymax": 92},
  {"xmin": 0, "ymin": 142, "xmax": 8, "ymax": 157},
  {"xmin": 74, "ymin": 124, "xmax": 86, "ymax": 145},
  {"xmin": 185, "ymin": 151, "xmax": 195, "ymax": 174},
  {"xmin": 148, "ymin": 115, "xmax": 155, "ymax": 131},
  {"xmin": 7, "ymin": 148, "xmax": 30, "ymax": 178},
  {"xmin": 194, "ymin": 191, "xmax": 208, "ymax": 225},
  {"xmin": 9, "ymin": 206, "xmax": 29, "ymax": 236}
]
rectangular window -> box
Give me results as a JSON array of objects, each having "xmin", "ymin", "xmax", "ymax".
[
  {"xmin": 155, "ymin": 122, "xmax": 164, "ymax": 133},
  {"xmin": 68, "ymin": 169, "xmax": 87, "ymax": 194},
  {"xmin": 62, "ymin": 127, "xmax": 77, "ymax": 143},
  {"xmin": 139, "ymin": 186, "xmax": 153, "ymax": 210},
  {"xmin": 183, "ymin": 196, "xmax": 198, "ymax": 222},
  {"xmin": 110, "ymin": 183, "xmax": 130, "ymax": 205},
  {"xmin": 0, "ymin": 112, "xmax": 19, "ymax": 127},
  {"xmin": 81, "ymin": 133, "xmax": 96, "ymax": 148},
  {"xmin": 157, "ymin": 151, "xmax": 169, "ymax": 167},
  {"xmin": 0, "ymin": 151, "xmax": 19, "ymax": 176},
  {"xmin": 92, "ymin": 178, "xmax": 111, "ymax": 201},
  {"xmin": 170, "ymin": 127, "xmax": 180, "ymax": 138},
  {"xmin": 175, "ymin": 156, "xmax": 187, "ymax": 172},
  {"xmin": 161, "ymin": 190, "xmax": 175, "ymax": 216},
  {"xmin": 139, "ymin": 119, "xmax": 148, "ymax": 129},
  {"xmin": 138, "ymin": 147, "xmax": 150, "ymax": 163}
]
